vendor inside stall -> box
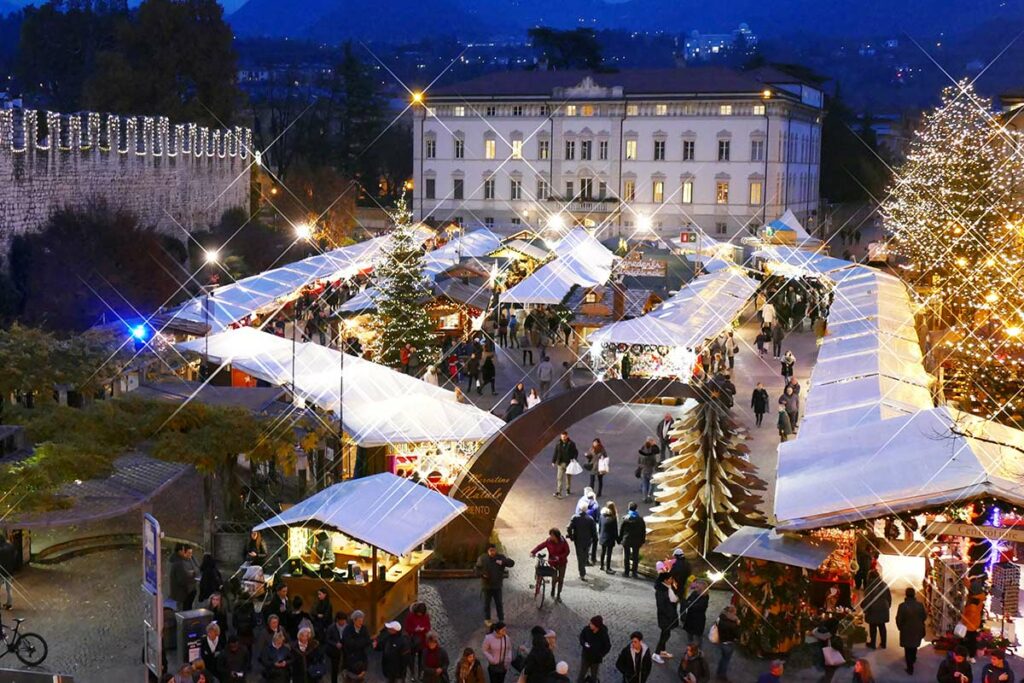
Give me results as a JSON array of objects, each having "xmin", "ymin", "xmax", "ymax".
[{"xmin": 253, "ymin": 472, "xmax": 466, "ymax": 632}]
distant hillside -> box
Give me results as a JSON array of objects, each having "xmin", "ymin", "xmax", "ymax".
[{"xmin": 228, "ymin": 0, "xmax": 1022, "ymax": 41}]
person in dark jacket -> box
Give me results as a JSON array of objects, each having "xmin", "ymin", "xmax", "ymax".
[
  {"xmin": 771, "ymin": 323, "xmax": 784, "ymax": 359},
  {"xmin": 567, "ymin": 504, "xmax": 598, "ymax": 581},
  {"xmin": 655, "ymin": 413, "xmax": 675, "ymax": 462},
  {"xmin": 653, "ymin": 572, "xmax": 678, "ymax": 663},
  {"xmin": 599, "ymin": 503, "xmax": 619, "ymax": 574},
  {"xmin": 292, "ymin": 626, "xmax": 325, "ymax": 683},
  {"xmin": 311, "ymin": 588, "xmax": 333, "ymax": 642},
  {"xmin": 637, "ymin": 439, "xmax": 659, "ymax": 503},
  {"xmin": 781, "ymin": 386, "xmax": 800, "ymax": 430},
  {"xmin": 713, "ymin": 605, "xmax": 740, "ymax": 681},
  {"xmin": 750, "ymin": 383, "xmax": 769, "ymax": 427},
  {"xmin": 552, "ymin": 432, "xmax": 580, "ymax": 498},
  {"xmin": 475, "ymin": 544, "xmax": 515, "ymax": 623},
  {"xmin": 523, "ymin": 626, "xmax": 556, "ymax": 683},
  {"xmin": 260, "ymin": 630, "xmax": 293, "ymax": 683},
  {"xmin": 681, "ymin": 581, "xmax": 709, "ymax": 646},
  {"xmin": 422, "ymin": 632, "xmax": 450, "ymax": 683},
  {"xmin": 284, "ymin": 596, "xmax": 313, "ymax": 641},
  {"xmin": 481, "ymin": 356, "xmax": 497, "ymax": 395},
  {"xmin": 615, "ymin": 632, "xmax": 652, "ymax": 683},
  {"xmin": 342, "ymin": 610, "xmax": 373, "ymax": 680},
  {"xmin": 677, "ymin": 642, "xmax": 710, "ymax": 683},
  {"xmin": 198, "ymin": 553, "xmax": 223, "ymax": 603},
  {"xmin": 895, "ymin": 587, "xmax": 927, "ymax": 675},
  {"xmin": 504, "ymin": 398, "xmax": 524, "ymax": 422},
  {"xmin": 466, "ymin": 353, "xmax": 481, "ymax": 393},
  {"xmin": 937, "ymin": 645, "xmax": 973, "ymax": 683},
  {"xmin": 200, "ymin": 622, "xmax": 226, "ymax": 680},
  {"xmin": 0, "ymin": 535, "xmax": 15, "ymax": 609},
  {"xmin": 170, "ymin": 544, "xmax": 199, "ymax": 610},
  {"xmin": 981, "ymin": 650, "xmax": 1014, "ymax": 683},
  {"xmin": 578, "ymin": 616, "xmax": 611, "ymax": 683},
  {"xmin": 218, "ymin": 635, "xmax": 251, "ymax": 681},
  {"xmin": 376, "ymin": 621, "xmax": 412, "ymax": 683},
  {"xmin": 263, "ymin": 583, "xmax": 291, "ymax": 626},
  {"xmin": 777, "ymin": 402, "xmax": 793, "ymax": 442},
  {"xmin": 669, "ymin": 549, "xmax": 691, "ymax": 596},
  {"xmin": 325, "ymin": 612, "xmax": 348, "ymax": 683},
  {"xmin": 245, "ymin": 530, "xmax": 268, "ymax": 565},
  {"xmin": 618, "ymin": 503, "xmax": 647, "ymax": 578},
  {"xmin": 532, "ymin": 529, "xmax": 570, "ymax": 602},
  {"xmin": 862, "ymin": 572, "xmax": 891, "ymax": 649}
]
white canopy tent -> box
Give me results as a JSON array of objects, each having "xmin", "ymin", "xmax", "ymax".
[
  {"xmin": 802, "ymin": 374, "xmax": 933, "ymax": 419},
  {"xmin": 754, "ymin": 245, "xmax": 854, "ymax": 277},
  {"xmin": 770, "ymin": 209, "xmax": 815, "ymax": 242},
  {"xmin": 817, "ymin": 331, "xmax": 924, "ymax": 363},
  {"xmin": 499, "ymin": 228, "xmax": 617, "ymax": 305},
  {"xmin": 176, "ymin": 328, "xmax": 504, "ymax": 446},
  {"xmin": 715, "ymin": 525, "xmax": 837, "ymax": 570},
  {"xmin": 423, "ymin": 228, "xmax": 502, "ymax": 278},
  {"xmin": 164, "ymin": 228, "xmax": 433, "ymax": 333},
  {"xmin": 798, "ymin": 402, "xmax": 922, "ymax": 439},
  {"xmin": 254, "ymin": 472, "xmax": 466, "ymax": 557},
  {"xmin": 827, "ymin": 316, "xmax": 919, "ymax": 342},
  {"xmin": 775, "ymin": 407, "xmax": 1024, "ymax": 531},
  {"xmin": 810, "ymin": 349, "xmax": 933, "ymax": 388},
  {"xmin": 552, "ymin": 227, "xmax": 617, "ymax": 273}
]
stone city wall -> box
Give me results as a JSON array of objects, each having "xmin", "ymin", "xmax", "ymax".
[{"xmin": 0, "ymin": 109, "xmax": 253, "ymax": 262}]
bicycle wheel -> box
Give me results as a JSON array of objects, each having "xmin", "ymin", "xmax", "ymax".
[
  {"xmin": 536, "ymin": 577, "xmax": 546, "ymax": 609},
  {"xmin": 14, "ymin": 633, "xmax": 47, "ymax": 666}
]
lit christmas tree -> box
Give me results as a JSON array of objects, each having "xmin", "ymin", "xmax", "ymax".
[
  {"xmin": 369, "ymin": 196, "xmax": 439, "ymax": 368},
  {"xmin": 881, "ymin": 80, "xmax": 1024, "ymax": 422},
  {"xmin": 645, "ymin": 393, "xmax": 767, "ymax": 557}
]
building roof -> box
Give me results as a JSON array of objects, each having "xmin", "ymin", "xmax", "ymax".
[
  {"xmin": 564, "ymin": 283, "xmax": 656, "ymax": 326},
  {"xmin": 434, "ymin": 277, "xmax": 492, "ymax": 311},
  {"xmin": 132, "ymin": 381, "xmax": 286, "ymax": 413},
  {"xmin": 429, "ymin": 67, "xmax": 796, "ymax": 100}
]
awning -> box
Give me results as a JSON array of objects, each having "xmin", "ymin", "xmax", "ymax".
[
  {"xmin": 254, "ymin": 473, "xmax": 466, "ymax": 557},
  {"xmin": 775, "ymin": 407, "xmax": 1024, "ymax": 531},
  {"xmin": 754, "ymin": 244, "xmax": 856, "ymax": 276},
  {"xmin": 827, "ymin": 316, "xmax": 919, "ymax": 342},
  {"xmin": 809, "ymin": 349, "xmax": 933, "ymax": 387},
  {"xmin": 176, "ymin": 328, "xmax": 504, "ymax": 446},
  {"xmin": 817, "ymin": 333, "xmax": 923, "ymax": 364},
  {"xmin": 802, "ymin": 374, "xmax": 933, "ymax": 419},
  {"xmin": 798, "ymin": 401, "xmax": 922, "ymax": 439},
  {"xmin": 423, "ymin": 229, "xmax": 502, "ymax": 278},
  {"xmin": 715, "ymin": 525, "xmax": 836, "ymax": 570}
]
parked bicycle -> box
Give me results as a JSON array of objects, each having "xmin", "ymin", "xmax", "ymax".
[
  {"xmin": 0, "ymin": 615, "xmax": 47, "ymax": 666},
  {"xmin": 532, "ymin": 552, "xmax": 556, "ymax": 609}
]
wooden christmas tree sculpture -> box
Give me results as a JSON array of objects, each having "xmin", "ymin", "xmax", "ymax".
[{"xmin": 645, "ymin": 393, "xmax": 768, "ymax": 557}]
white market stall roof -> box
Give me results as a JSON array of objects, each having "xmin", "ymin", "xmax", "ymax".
[
  {"xmin": 817, "ymin": 331, "xmax": 923, "ymax": 364},
  {"xmin": 768, "ymin": 209, "xmax": 814, "ymax": 242},
  {"xmin": 754, "ymin": 245, "xmax": 855, "ymax": 276},
  {"xmin": 587, "ymin": 268, "xmax": 756, "ymax": 348},
  {"xmin": 500, "ymin": 228, "xmax": 617, "ymax": 305},
  {"xmin": 163, "ymin": 228, "xmax": 433, "ymax": 333},
  {"xmin": 490, "ymin": 239, "xmax": 550, "ymax": 261},
  {"xmin": 775, "ymin": 407, "xmax": 1024, "ymax": 531},
  {"xmin": 176, "ymin": 328, "xmax": 504, "ymax": 447},
  {"xmin": 798, "ymin": 401, "xmax": 922, "ymax": 439},
  {"xmin": 423, "ymin": 228, "xmax": 502, "ymax": 278},
  {"xmin": 809, "ymin": 349, "xmax": 933, "ymax": 387},
  {"xmin": 715, "ymin": 525, "xmax": 837, "ymax": 570},
  {"xmin": 802, "ymin": 374, "xmax": 933, "ymax": 420},
  {"xmin": 254, "ymin": 472, "xmax": 466, "ymax": 557}
]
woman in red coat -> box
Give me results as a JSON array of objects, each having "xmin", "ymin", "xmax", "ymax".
[
  {"xmin": 531, "ymin": 528, "xmax": 571, "ymax": 603},
  {"xmin": 404, "ymin": 602, "xmax": 432, "ymax": 680}
]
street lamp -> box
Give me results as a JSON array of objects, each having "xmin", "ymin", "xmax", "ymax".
[
  {"xmin": 411, "ymin": 91, "xmax": 424, "ymax": 105},
  {"xmin": 203, "ymin": 248, "xmax": 220, "ymax": 266},
  {"xmin": 636, "ymin": 214, "xmax": 653, "ymax": 234},
  {"xmin": 294, "ymin": 222, "xmax": 314, "ymax": 241}
]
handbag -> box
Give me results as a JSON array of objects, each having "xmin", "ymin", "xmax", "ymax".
[
  {"xmin": 953, "ymin": 621, "xmax": 968, "ymax": 638},
  {"xmin": 708, "ymin": 621, "xmax": 720, "ymax": 644},
  {"xmin": 634, "ymin": 466, "xmax": 642, "ymax": 479},
  {"xmin": 566, "ymin": 460, "xmax": 583, "ymax": 476},
  {"xmin": 822, "ymin": 645, "xmax": 845, "ymax": 667},
  {"xmin": 597, "ymin": 457, "xmax": 610, "ymax": 474}
]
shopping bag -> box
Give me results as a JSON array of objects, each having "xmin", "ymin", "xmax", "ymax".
[
  {"xmin": 953, "ymin": 622, "xmax": 968, "ymax": 639},
  {"xmin": 566, "ymin": 460, "xmax": 584, "ymax": 476},
  {"xmin": 708, "ymin": 621, "xmax": 720, "ymax": 644},
  {"xmin": 822, "ymin": 646, "xmax": 845, "ymax": 667}
]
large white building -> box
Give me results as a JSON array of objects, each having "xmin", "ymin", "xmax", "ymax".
[{"xmin": 412, "ymin": 66, "xmax": 824, "ymax": 240}]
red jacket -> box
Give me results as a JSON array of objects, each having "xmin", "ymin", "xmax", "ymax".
[
  {"xmin": 531, "ymin": 538, "xmax": 571, "ymax": 567},
  {"xmin": 404, "ymin": 612, "xmax": 432, "ymax": 650}
]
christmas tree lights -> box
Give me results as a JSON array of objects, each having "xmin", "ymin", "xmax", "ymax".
[{"xmin": 881, "ymin": 80, "xmax": 1024, "ymax": 422}]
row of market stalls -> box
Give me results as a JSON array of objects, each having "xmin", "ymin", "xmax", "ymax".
[
  {"xmin": 586, "ymin": 267, "xmax": 758, "ymax": 379},
  {"xmin": 499, "ymin": 227, "xmax": 618, "ymax": 306},
  {"xmin": 176, "ymin": 327, "xmax": 504, "ymax": 487},
  {"xmin": 718, "ymin": 246, "xmax": 1024, "ymax": 654}
]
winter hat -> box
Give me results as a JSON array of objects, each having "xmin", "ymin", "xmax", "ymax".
[
  {"xmin": 556, "ymin": 662, "xmax": 569, "ymax": 675},
  {"xmin": 385, "ymin": 621, "xmax": 401, "ymax": 631},
  {"xmin": 590, "ymin": 616, "xmax": 604, "ymax": 629},
  {"xmin": 673, "ymin": 548, "xmax": 684, "ymax": 557}
]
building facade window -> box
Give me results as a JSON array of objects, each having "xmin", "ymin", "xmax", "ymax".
[
  {"xmin": 425, "ymin": 138, "xmax": 436, "ymax": 159},
  {"xmin": 484, "ymin": 139, "xmax": 496, "ymax": 160},
  {"xmin": 511, "ymin": 217, "xmax": 521, "ymax": 226},
  {"xmin": 653, "ymin": 180, "xmax": 664, "ymax": 203},
  {"xmin": 581, "ymin": 105, "xmax": 595, "ymax": 117},
  {"xmin": 453, "ymin": 178, "xmax": 464, "ymax": 200},
  {"xmin": 512, "ymin": 105, "xmax": 523, "ymax": 116},
  {"xmin": 598, "ymin": 181, "xmax": 607, "ymax": 199},
  {"xmin": 485, "ymin": 105, "xmax": 496, "ymax": 116},
  {"xmin": 599, "ymin": 140, "xmax": 608, "ymax": 160},
  {"xmin": 716, "ymin": 181, "xmax": 729, "ymax": 204},
  {"xmin": 425, "ymin": 178, "xmax": 435, "ymax": 199},
  {"xmin": 715, "ymin": 221, "xmax": 727, "ymax": 235},
  {"xmin": 625, "ymin": 139, "xmax": 637, "ymax": 160},
  {"xmin": 511, "ymin": 140, "xmax": 523, "ymax": 159},
  {"xmin": 581, "ymin": 140, "xmax": 592, "ymax": 160},
  {"xmin": 484, "ymin": 178, "xmax": 495, "ymax": 200},
  {"xmin": 485, "ymin": 217, "xmax": 494, "ymax": 228},
  {"xmin": 581, "ymin": 178, "xmax": 593, "ymax": 199},
  {"xmin": 654, "ymin": 139, "xmax": 666, "ymax": 161},
  {"xmin": 511, "ymin": 179, "xmax": 522, "ymax": 200},
  {"xmin": 749, "ymin": 180, "xmax": 763, "ymax": 205},
  {"xmin": 718, "ymin": 139, "xmax": 731, "ymax": 161},
  {"xmin": 750, "ymin": 139, "xmax": 765, "ymax": 162},
  {"xmin": 565, "ymin": 140, "xmax": 576, "ymax": 160},
  {"xmin": 682, "ymin": 139, "xmax": 695, "ymax": 161},
  {"xmin": 719, "ymin": 104, "xmax": 733, "ymax": 116},
  {"xmin": 454, "ymin": 106, "xmax": 466, "ymax": 117},
  {"xmin": 624, "ymin": 179, "xmax": 636, "ymax": 202},
  {"xmin": 626, "ymin": 104, "xmax": 639, "ymax": 116},
  {"xmin": 681, "ymin": 179, "xmax": 693, "ymax": 204},
  {"xmin": 454, "ymin": 138, "xmax": 464, "ymax": 159},
  {"xmin": 566, "ymin": 181, "xmax": 574, "ymax": 198},
  {"xmin": 537, "ymin": 178, "xmax": 549, "ymax": 199},
  {"xmin": 565, "ymin": 105, "xmax": 577, "ymax": 116},
  {"xmin": 655, "ymin": 103, "xmax": 668, "ymax": 116},
  {"xmin": 539, "ymin": 139, "xmax": 550, "ymax": 160},
  {"xmin": 753, "ymin": 104, "xmax": 765, "ymax": 116}
]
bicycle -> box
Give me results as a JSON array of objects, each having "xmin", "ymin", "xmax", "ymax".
[
  {"xmin": 0, "ymin": 615, "xmax": 47, "ymax": 666},
  {"xmin": 532, "ymin": 553, "xmax": 556, "ymax": 609}
]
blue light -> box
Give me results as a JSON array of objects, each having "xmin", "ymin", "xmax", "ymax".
[{"xmin": 131, "ymin": 324, "xmax": 148, "ymax": 341}]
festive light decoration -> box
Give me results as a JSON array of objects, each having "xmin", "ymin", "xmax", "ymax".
[
  {"xmin": 645, "ymin": 396, "xmax": 767, "ymax": 557},
  {"xmin": 368, "ymin": 196, "xmax": 440, "ymax": 368},
  {"xmin": 881, "ymin": 80, "xmax": 1024, "ymax": 423}
]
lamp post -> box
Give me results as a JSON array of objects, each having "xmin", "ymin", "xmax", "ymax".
[{"xmin": 202, "ymin": 249, "xmax": 220, "ymax": 374}]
